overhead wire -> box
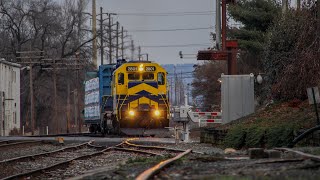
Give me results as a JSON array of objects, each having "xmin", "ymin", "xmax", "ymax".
[
  {"xmin": 130, "ymin": 27, "xmax": 213, "ymax": 32},
  {"xmin": 141, "ymin": 43, "xmax": 211, "ymax": 48},
  {"xmin": 117, "ymin": 11, "xmax": 215, "ymax": 16}
]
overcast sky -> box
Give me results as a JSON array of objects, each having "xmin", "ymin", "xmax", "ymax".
[{"xmin": 91, "ymin": 0, "xmax": 215, "ymax": 64}]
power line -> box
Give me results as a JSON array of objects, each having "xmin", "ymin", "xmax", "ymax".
[
  {"xmin": 130, "ymin": 27, "xmax": 213, "ymax": 32},
  {"xmin": 141, "ymin": 43, "xmax": 211, "ymax": 48},
  {"xmin": 117, "ymin": 11, "xmax": 215, "ymax": 16}
]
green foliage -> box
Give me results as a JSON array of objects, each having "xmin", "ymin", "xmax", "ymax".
[
  {"xmin": 266, "ymin": 124, "xmax": 295, "ymax": 148},
  {"xmin": 223, "ymin": 123, "xmax": 296, "ymax": 149},
  {"xmin": 245, "ymin": 125, "xmax": 266, "ymax": 148},
  {"xmin": 227, "ymin": 0, "xmax": 281, "ymax": 74},
  {"xmin": 223, "ymin": 124, "xmax": 246, "ymax": 149},
  {"xmin": 228, "ymin": 0, "xmax": 281, "ymax": 31}
]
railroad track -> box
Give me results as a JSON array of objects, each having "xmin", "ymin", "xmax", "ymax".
[
  {"xmin": 0, "ymin": 141, "xmax": 97, "ymax": 180},
  {"xmin": 0, "ymin": 140, "xmax": 43, "ymax": 150},
  {"xmin": 0, "ymin": 139, "xmax": 166, "ymax": 180}
]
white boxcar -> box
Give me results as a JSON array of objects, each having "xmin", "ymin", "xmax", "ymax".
[{"xmin": 0, "ymin": 59, "xmax": 21, "ymax": 136}]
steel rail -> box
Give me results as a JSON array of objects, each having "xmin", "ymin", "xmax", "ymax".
[
  {"xmin": 2, "ymin": 147, "xmax": 114, "ymax": 180},
  {"xmin": 113, "ymin": 147, "xmax": 164, "ymax": 156},
  {"xmin": 275, "ymin": 148, "xmax": 320, "ymax": 162},
  {"xmin": 124, "ymin": 140, "xmax": 204, "ymax": 154},
  {"xmin": 0, "ymin": 141, "xmax": 42, "ymax": 149},
  {"xmin": 136, "ymin": 149, "xmax": 192, "ymax": 180},
  {"xmin": 1, "ymin": 143, "xmax": 123, "ymax": 180},
  {"xmin": 0, "ymin": 140, "xmax": 9, "ymax": 145},
  {"xmin": 0, "ymin": 141, "xmax": 91, "ymax": 164}
]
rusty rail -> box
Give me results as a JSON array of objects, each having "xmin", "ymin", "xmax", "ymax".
[
  {"xmin": 125, "ymin": 140, "xmax": 203, "ymax": 154},
  {"xmin": 113, "ymin": 147, "xmax": 164, "ymax": 156},
  {"xmin": 136, "ymin": 149, "xmax": 192, "ymax": 180}
]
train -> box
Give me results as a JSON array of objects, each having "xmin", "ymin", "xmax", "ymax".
[{"xmin": 84, "ymin": 59, "xmax": 170, "ymax": 135}]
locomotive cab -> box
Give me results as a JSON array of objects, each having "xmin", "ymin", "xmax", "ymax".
[{"xmin": 112, "ymin": 61, "xmax": 169, "ymax": 129}]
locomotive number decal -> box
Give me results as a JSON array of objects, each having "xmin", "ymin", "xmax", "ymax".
[
  {"xmin": 126, "ymin": 66, "xmax": 138, "ymax": 71},
  {"xmin": 145, "ymin": 66, "xmax": 156, "ymax": 72}
]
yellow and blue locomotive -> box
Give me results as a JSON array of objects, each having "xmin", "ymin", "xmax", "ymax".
[{"xmin": 84, "ymin": 60, "xmax": 169, "ymax": 135}]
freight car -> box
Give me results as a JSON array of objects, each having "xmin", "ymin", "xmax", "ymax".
[{"xmin": 84, "ymin": 59, "xmax": 169, "ymax": 135}]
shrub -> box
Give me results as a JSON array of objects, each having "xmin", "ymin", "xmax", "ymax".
[
  {"xmin": 245, "ymin": 125, "xmax": 266, "ymax": 148},
  {"xmin": 223, "ymin": 124, "xmax": 247, "ymax": 149},
  {"xmin": 266, "ymin": 124, "xmax": 295, "ymax": 148}
]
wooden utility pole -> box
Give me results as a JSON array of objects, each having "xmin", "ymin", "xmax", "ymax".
[
  {"xmin": 138, "ymin": 46, "xmax": 141, "ymax": 60},
  {"xmin": 17, "ymin": 51, "xmax": 44, "ymax": 135},
  {"xmin": 100, "ymin": 7, "xmax": 104, "ymax": 65},
  {"xmin": 108, "ymin": 13, "xmax": 112, "ymax": 64},
  {"xmin": 74, "ymin": 89, "xmax": 78, "ymax": 132},
  {"xmin": 131, "ymin": 40, "xmax": 134, "ymax": 60},
  {"xmin": 92, "ymin": 0, "xmax": 97, "ymax": 67},
  {"xmin": 29, "ymin": 64, "xmax": 35, "ymax": 135},
  {"xmin": 116, "ymin": 21, "xmax": 119, "ymax": 60},
  {"xmin": 67, "ymin": 82, "xmax": 70, "ymax": 133},
  {"xmin": 297, "ymin": 0, "xmax": 301, "ymax": 10},
  {"xmin": 221, "ymin": 0, "xmax": 226, "ymax": 50},
  {"xmin": 121, "ymin": 26, "xmax": 124, "ymax": 59},
  {"xmin": 53, "ymin": 59, "xmax": 58, "ymax": 134}
]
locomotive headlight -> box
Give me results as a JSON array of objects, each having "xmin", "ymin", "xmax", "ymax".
[
  {"xmin": 154, "ymin": 110, "xmax": 160, "ymax": 116},
  {"xmin": 129, "ymin": 110, "xmax": 135, "ymax": 116},
  {"xmin": 139, "ymin": 64, "xmax": 144, "ymax": 72}
]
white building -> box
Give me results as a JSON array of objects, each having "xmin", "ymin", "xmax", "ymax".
[{"xmin": 0, "ymin": 59, "xmax": 21, "ymax": 136}]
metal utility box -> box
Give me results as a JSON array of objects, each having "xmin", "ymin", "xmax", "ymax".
[{"xmin": 221, "ymin": 74, "xmax": 255, "ymax": 124}]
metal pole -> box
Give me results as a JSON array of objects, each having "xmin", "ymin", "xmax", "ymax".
[
  {"xmin": 108, "ymin": 13, "xmax": 112, "ymax": 64},
  {"xmin": 116, "ymin": 21, "xmax": 119, "ymax": 60},
  {"xmin": 100, "ymin": 7, "xmax": 104, "ymax": 65},
  {"xmin": 29, "ymin": 64, "xmax": 35, "ymax": 135},
  {"xmin": 312, "ymin": 88, "xmax": 320, "ymax": 125},
  {"xmin": 221, "ymin": 0, "xmax": 226, "ymax": 50},
  {"xmin": 121, "ymin": 26, "xmax": 124, "ymax": 59},
  {"xmin": 216, "ymin": 0, "xmax": 221, "ymax": 50},
  {"xmin": 146, "ymin": 53, "xmax": 149, "ymax": 61}
]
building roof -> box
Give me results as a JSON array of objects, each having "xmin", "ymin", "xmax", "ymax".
[{"xmin": 0, "ymin": 58, "xmax": 21, "ymax": 68}]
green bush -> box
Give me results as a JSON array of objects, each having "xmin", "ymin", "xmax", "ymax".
[
  {"xmin": 223, "ymin": 124, "xmax": 247, "ymax": 149},
  {"xmin": 266, "ymin": 124, "xmax": 295, "ymax": 148},
  {"xmin": 245, "ymin": 125, "xmax": 266, "ymax": 148}
]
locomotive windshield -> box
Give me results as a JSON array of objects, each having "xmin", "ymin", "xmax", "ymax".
[
  {"xmin": 128, "ymin": 73, "xmax": 140, "ymax": 80},
  {"xmin": 142, "ymin": 73, "xmax": 154, "ymax": 80}
]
